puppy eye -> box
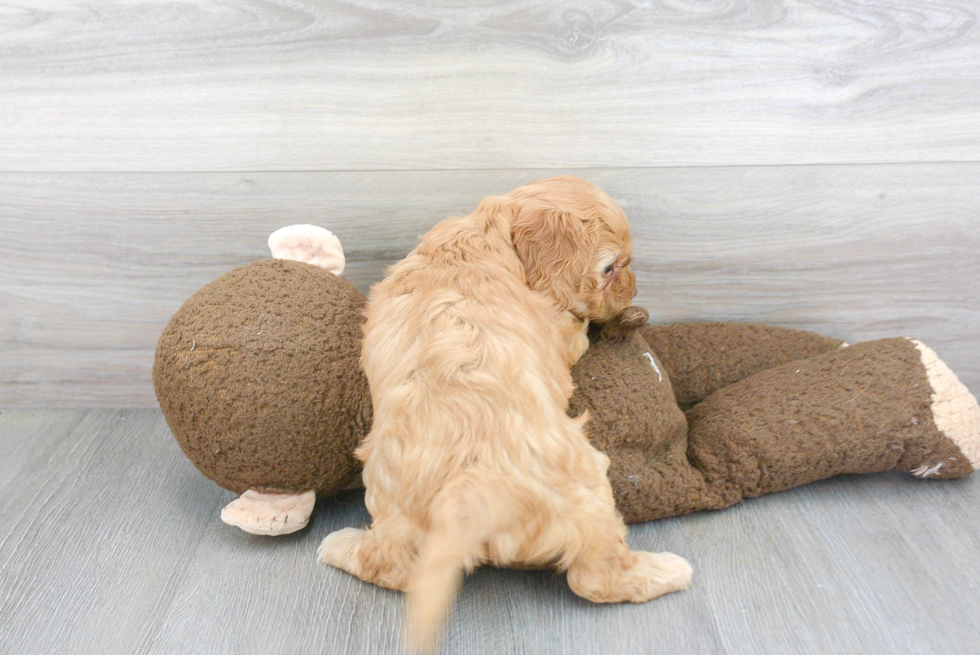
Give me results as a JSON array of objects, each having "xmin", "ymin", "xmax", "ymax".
[{"xmin": 603, "ymin": 264, "xmax": 615, "ymax": 275}]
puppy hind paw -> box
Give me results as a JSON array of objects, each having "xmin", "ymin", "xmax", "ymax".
[
  {"xmin": 622, "ymin": 551, "xmax": 693, "ymax": 602},
  {"xmin": 568, "ymin": 549, "xmax": 692, "ymax": 604},
  {"xmin": 318, "ymin": 527, "xmax": 366, "ymax": 572}
]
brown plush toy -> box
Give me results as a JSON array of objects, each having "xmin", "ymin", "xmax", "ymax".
[{"xmin": 154, "ymin": 227, "xmax": 980, "ymax": 535}]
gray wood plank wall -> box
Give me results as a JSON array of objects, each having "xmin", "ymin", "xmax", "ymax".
[{"xmin": 1, "ymin": 0, "xmax": 978, "ymax": 407}]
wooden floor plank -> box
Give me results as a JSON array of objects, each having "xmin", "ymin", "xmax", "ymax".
[
  {"xmin": 0, "ymin": 409, "xmax": 224, "ymax": 655},
  {"xmin": 2, "ymin": 165, "xmax": 977, "ymax": 407},
  {"xmin": 690, "ymin": 473, "xmax": 980, "ymax": 654},
  {"xmin": 0, "ymin": 410, "xmax": 89, "ymax": 540},
  {"xmin": 1, "ymin": 410, "xmax": 978, "ymax": 654},
  {"xmin": 1, "ymin": 1, "xmax": 978, "ymax": 171}
]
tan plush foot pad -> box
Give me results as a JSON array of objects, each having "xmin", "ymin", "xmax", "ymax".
[
  {"xmin": 910, "ymin": 339, "xmax": 980, "ymax": 475},
  {"xmin": 221, "ymin": 489, "xmax": 317, "ymax": 536}
]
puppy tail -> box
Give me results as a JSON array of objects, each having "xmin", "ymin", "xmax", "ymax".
[{"xmin": 404, "ymin": 468, "xmax": 522, "ymax": 653}]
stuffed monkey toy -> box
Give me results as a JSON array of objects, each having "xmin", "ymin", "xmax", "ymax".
[{"xmin": 153, "ymin": 227, "xmax": 979, "ymax": 534}]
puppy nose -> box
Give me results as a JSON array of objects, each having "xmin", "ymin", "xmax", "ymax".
[{"xmin": 631, "ymin": 286, "xmax": 638, "ymax": 298}]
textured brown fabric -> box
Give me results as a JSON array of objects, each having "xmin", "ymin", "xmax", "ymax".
[
  {"xmin": 155, "ymin": 277, "xmax": 974, "ymax": 524},
  {"xmin": 568, "ymin": 330, "xmax": 972, "ymax": 523},
  {"xmin": 569, "ymin": 330, "xmax": 721, "ymax": 523},
  {"xmin": 685, "ymin": 338, "xmax": 973, "ymax": 507},
  {"xmin": 638, "ymin": 323, "xmax": 844, "ymax": 408},
  {"xmin": 153, "ymin": 259, "xmax": 372, "ymax": 497}
]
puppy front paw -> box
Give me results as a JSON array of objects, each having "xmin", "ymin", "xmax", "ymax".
[
  {"xmin": 559, "ymin": 312, "xmax": 590, "ymax": 366},
  {"xmin": 220, "ymin": 489, "xmax": 315, "ymax": 536},
  {"xmin": 567, "ymin": 328, "xmax": 590, "ymax": 366}
]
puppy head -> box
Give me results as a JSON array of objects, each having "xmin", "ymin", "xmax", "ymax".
[{"xmin": 507, "ymin": 176, "xmax": 635, "ymax": 321}]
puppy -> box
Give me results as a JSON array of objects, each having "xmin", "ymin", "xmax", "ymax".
[{"xmin": 319, "ymin": 176, "xmax": 692, "ymax": 651}]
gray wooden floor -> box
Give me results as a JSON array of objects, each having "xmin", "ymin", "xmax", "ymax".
[{"xmin": 1, "ymin": 408, "xmax": 979, "ymax": 654}]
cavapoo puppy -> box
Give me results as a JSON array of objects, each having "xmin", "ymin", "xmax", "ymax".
[{"xmin": 319, "ymin": 175, "xmax": 692, "ymax": 651}]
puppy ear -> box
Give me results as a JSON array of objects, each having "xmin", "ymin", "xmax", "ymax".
[{"xmin": 510, "ymin": 201, "xmax": 595, "ymax": 311}]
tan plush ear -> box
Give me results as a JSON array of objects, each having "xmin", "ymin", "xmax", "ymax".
[
  {"xmin": 268, "ymin": 224, "xmax": 345, "ymax": 275},
  {"xmin": 510, "ymin": 201, "xmax": 595, "ymax": 311}
]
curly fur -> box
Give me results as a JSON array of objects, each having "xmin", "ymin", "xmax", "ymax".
[{"xmin": 318, "ymin": 176, "xmax": 691, "ymax": 652}]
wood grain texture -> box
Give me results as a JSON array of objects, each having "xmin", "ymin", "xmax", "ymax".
[
  {"xmin": 1, "ymin": 165, "xmax": 977, "ymax": 407},
  {"xmin": 0, "ymin": 409, "xmax": 225, "ymax": 655},
  {"xmin": 1, "ymin": 409, "xmax": 979, "ymax": 654},
  {"xmin": 1, "ymin": 0, "xmax": 979, "ymax": 171}
]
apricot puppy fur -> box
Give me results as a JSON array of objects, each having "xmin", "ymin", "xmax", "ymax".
[{"xmin": 318, "ymin": 176, "xmax": 692, "ymax": 650}]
